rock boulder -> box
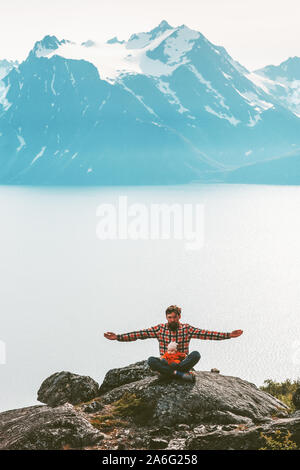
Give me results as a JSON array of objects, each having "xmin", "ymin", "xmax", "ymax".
[
  {"xmin": 97, "ymin": 364, "xmax": 289, "ymax": 427},
  {"xmin": 1, "ymin": 362, "xmax": 299, "ymax": 450},
  {"xmin": 0, "ymin": 403, "xmax": 105, "ymax": 450},
  {"xmin": 37, "ymin": 371, "xmax": 99, "ymax": 407},
  {"xmin": 99, "ymin": 360, "xmax": 156, "ymax": 394}
]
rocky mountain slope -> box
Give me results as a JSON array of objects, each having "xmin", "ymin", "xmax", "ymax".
[
  {"xmin": 1, "ymin": 361, "xmax": 299, "ymax": 450},
  {"xmin": 225, "ymin": 150, "xmax": 300, "ymax": 184}
]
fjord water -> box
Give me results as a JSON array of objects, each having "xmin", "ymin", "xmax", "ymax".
[{"xmin": 1, "ymin": 183, "xmax": 300, "ymax": 411}]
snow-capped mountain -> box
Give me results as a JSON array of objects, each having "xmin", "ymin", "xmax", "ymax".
[
  {"xmin": 1, "ymin": 21, "xmax": 300, "ymax": 185},
  {"xmin": 255, "ymin": 57, "xmax": 300, "ymax": 117}
]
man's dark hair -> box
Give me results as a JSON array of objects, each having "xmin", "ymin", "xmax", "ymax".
[{"xmin": 165, "ymin": 305, "xmax": 181, "ymax": 316}]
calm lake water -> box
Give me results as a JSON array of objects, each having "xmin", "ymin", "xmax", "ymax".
[{"xmin": 1, "ymin": 183, "xmax": 300, "ymax": 411}]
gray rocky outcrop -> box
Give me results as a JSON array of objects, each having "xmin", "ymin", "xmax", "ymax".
[
  {"xmin": 1, "ymin": 361, "xmax": 299, "ymax": 450},
  {"xmin": 96, "ymin": 363, "xmax": 289, "ymax": 427},
  {"xmin": 0, "ymin": 403, "xmax": 105, "ymax": 450},
  {"xmin": 183, "ymin": 412, "xmax": 300, "ymax": 450},
  {"xmin": 99, "ymin": 360, "xmax": 156, "ymax": 394},
  {"xmin": 37, "ymin": 371, "xmax": 99, "ymax": 406}
]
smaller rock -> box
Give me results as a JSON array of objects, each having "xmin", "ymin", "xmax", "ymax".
[
  {"xmin": 0, "ymin": 403, "xmax": 104, "ymax": 450},
  {"xmin": 99, "ymin": 360, "xmax": 156, "ymax": 394},
  {"xmin": 37, "ymin": 371, "xmax": 100, "ymax": 407},
  {"xmin": 117, "ymin": 441, "xmax": 127, "ymax": 450},
  {"xmin": 149, "ymin": 438, "xmax": 169, "ymax": 449},
  {"xmin": 193, "ymin": 425, "xmax": 206, "ymax": 434},
  {"xmin": 81, "ymin": 400, "xmax": 104, "ymax": 413},
  {"xmin": 275, "ymin": 410, "xmax": 289, "ymax": 418},
  {"xmin": 207, "ymin": 410, "xmax": 252, "ymax": 426},
  {"xmin": 166, "ymin": 438, "xmax": 186, "ymax": 450},
  {"xmin": 133, "ymin": 437, "xmax": 144, "ymax": 448},
  {"xmin": 222, "ymin": 425, "xmax": 238, "ymax": 431},
  {"xmin": 177, "ymin": 423, "xmax": 190, "ymax": 431},
  {"xmin": 211, "ymin": 368, "xmax": 220, "ymax": 373},
  {"xmin": 149, "ymin": 426, "xmax": 172, "ymax": 436}
]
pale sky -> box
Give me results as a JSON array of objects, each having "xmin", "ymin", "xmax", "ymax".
[{"xmin": 1, "ymin": 0, "xmax": 300, "ymax": 70}]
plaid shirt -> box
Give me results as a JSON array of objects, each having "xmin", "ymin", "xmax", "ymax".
[{"xmin": 117, "ymin": 322, "xmax": 231, "ymax": 356}]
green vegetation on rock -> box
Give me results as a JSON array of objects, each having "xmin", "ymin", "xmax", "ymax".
[
  {"xmin": 111, "ymin": 392, "xmax": 144, "ymax": 417},
  {"xmin": 260, "ymin": 378, "xmax": 300, "ymax": 413},
  {"xmin": 89, "ymin": 392, "xmax": 152, "ymax": 431},
  {"xmin": 259, "ymin": 430, "xmax": 298, "ymax": 450}
]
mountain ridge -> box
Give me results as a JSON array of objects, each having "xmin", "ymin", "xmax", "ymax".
[{"xmin": 1, "ymin": 22, "xmax": 300, "ymax": 185}]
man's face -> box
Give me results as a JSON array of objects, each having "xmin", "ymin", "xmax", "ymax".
[{"xmin": 166, "ymin": 312, "xmax": 181, "ymax": 330}]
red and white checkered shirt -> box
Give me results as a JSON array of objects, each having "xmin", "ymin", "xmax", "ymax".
[{"xmin": 117, "ymin": 322, "xmax": 231, "ymax": 356}]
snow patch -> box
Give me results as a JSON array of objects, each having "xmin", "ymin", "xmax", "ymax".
[
  {"xmin": 205, "ymin": 105, "xmax": 240, "ymax": 126},
  {"xmin": 189, "ymin": 64, "xmax": 229, "ymax": 110},
  {"xmin": 16, "ymin": 135, "xmax": 26, "ymax": 152},
  {"xmin": 156, "ymin": 79, "xmax": 189, "ymax": 113},
  {"xmin": 0, "ymin": 61, "xmax": 18, "ymax": 80},
  {"xmin": 45, "ymin": 26, "xmax": 196, "ymax": 82},
  {"xmin": 50, "ymin": 73, "xmax": 57, "ymax": 95},
  {"xmin": 247, "ymin": 112, "xmax": 261, "ymax": 127},
  {"xmin": 82, "ymin": 104, "xmax": 89, "ymax": 116},
  {"xmin": 98, "ymin": 99, "xmax": 106, "ymax": 111},
  {"xmin": 120, "ymin": 82, "xmax": 157, "ymax": 116},
  {"xmin": 163, "ymin": 27, "xmax": 200, "ymax": 64},
  {"xmin": 127, "ymin": 32, "xmax": 154, "ymax": 50},
  {"xmin": 65, "ymin": 62, "xmax": 76, "ymax": 86},
  {"xmin": 31, "ymin": 146, "xmax": 46, "ymax": 165},
  {"xmin": 0, "ymin": 81, "xmax": 11, "ymax": 110},
  {"xmin": 222, "ymin": 72, "xmax": 232, "ymax": 80},
  {"xmin": 234, "ymin": 88, "xmax": 274, "ymax": 111},
  {"xmin": 245, "ymin": 72, "xmax": 286, "ymax": 94},
  {"xmin": 35, "ymin": 45, "xmax": 56, "ymax": 58}
]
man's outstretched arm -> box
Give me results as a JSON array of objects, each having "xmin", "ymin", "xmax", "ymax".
[
  {"xmin": 188, "ymin": 325, "xmax": 243, "ymax": 340},
  {"xmin": 104, "ymin": 325, "xmax": 161, "ymax": 342}
]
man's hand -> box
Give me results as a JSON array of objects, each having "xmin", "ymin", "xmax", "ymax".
[
  {"xmin": 104, "ymin": 332, "xmax": 117, "ymax": 340},
  {"xmin": 230, "ymin": 329, "xmax": 243, "ymax": 338}
]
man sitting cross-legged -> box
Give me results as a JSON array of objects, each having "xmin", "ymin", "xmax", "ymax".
[
  {"xmin": 104, "ymin": 305, "xmax": 243, "ymax": 383},
  {"xmin": 152, "ymin": 340, "xmax": 199, "ymax": 382}
]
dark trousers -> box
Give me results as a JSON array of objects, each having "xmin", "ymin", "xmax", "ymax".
[{"xmin": 148, "ymin": 351, "xmax": 200, "ymax": 377}]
